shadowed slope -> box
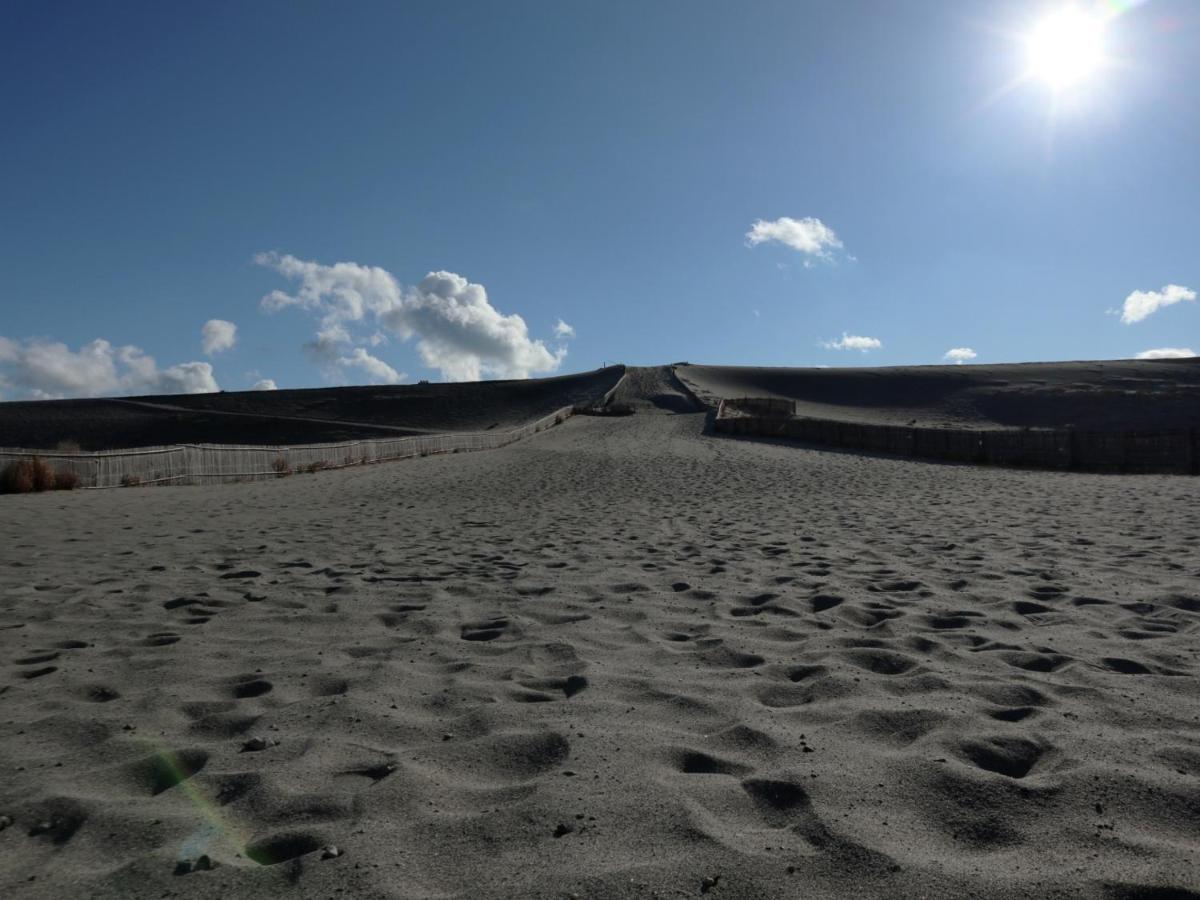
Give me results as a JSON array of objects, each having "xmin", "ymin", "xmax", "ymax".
[
  {"xmin": 679, "ymin": 359, "xmax": 1200, "ymax": 431},
  {"xmin": 0, "ymin": 366, "xmax": 624, "ymax": 450}
]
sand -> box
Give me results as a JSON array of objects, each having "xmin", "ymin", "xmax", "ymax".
[
  {"xmin": 0, "ymin": 367, "xmax": 624, "ymax": 451},
  {"xmin": 678, "ymin": 359, "xmax": 1200, "ymax": 431},
  {"xmin": 2, "ymin": 366, "xmax": 1199, "ymax": 899}
]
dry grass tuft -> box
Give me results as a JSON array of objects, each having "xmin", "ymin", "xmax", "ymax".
[
  {"xmin": 1, "ymin": 457, "xmax": 58, "ymax": 493},
  {"xmin": 271, "ymin": 457, "xmax": 292, "ymax": 477},
  {"xmin": 1, "ymin": 460, "xmax": 34, "ymax": 494},
  {"xmin": 30, "ymin": 457, "xmax": 56, "ymax": 491},
  {"xmin": 54, "ymin": 468, "xmax": 81, "ymax": 490}
]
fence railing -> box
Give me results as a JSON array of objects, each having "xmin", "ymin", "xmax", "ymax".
[
  {"xmin": 0, "ymin": 405, "xmax": 576, "ymax": 489},
  {"xmin": 713, "ymin": 400, "xmax": 1199, "ymax": 475}
]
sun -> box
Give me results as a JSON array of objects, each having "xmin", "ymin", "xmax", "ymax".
[{"xmin": 1025, "ymin": 7, "xmax": 1107, "ymax": 89}]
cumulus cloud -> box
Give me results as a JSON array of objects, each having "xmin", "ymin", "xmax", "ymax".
[
  {"xmin": 944, "ymin": 347, "xmax": 977, "ymax": 364},
  {"xmin": 201, "ymin": 319, "xmax": 238, "ymax": 355},
  {"xmin": 250, "ymin": 378, "xmax": 278, "ymax": 390},
  {"xmin": 1134, "ymin": 347, "xmax": 1195, "ymax": 360},
  {"xmin": 0, "ymin": 336, "xmax": 219, "ymax": 399},
  {"xmin": 553, "ymin": 319, "xmax": 576, "ymax": 339},
  {"xmin": 821, "ymin": 332, "xmax": 882, "ymax": 352},
  {"xmin": 746, "ymin": 216, "xmax": 844, "ymax": 261},
  {"xmin": 256, "ymin": 253, "xmax": 567, "ymax": 382},
  {"xmin": 1120, "ymin": 284, "xmax": 1195, "ymax": 324},
  {"xmin": 338, "ymin": 347, "xmax": 405, "ymax": 384}
]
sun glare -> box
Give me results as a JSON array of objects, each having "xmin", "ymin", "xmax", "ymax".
[{"xmin": 1025, "ymin": 7, "xmax": 1107, "ymax": 89}]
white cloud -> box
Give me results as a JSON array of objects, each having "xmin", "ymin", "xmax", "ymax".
[
  {"xmin": 250, "ymin": 378, "xmax": 278, "ymax": 390},
  {"xmin": 157, "ymin": 362, "xmax": 220, "ymax": 394},
  {"xmin": 746, "ymin": 216, "xmax": 844, "ymax": 261},
  {"xmin": 943, "ymin": 347, "xmax": 977, "ymax": 364},
  {"xmin": 1120, "ymin": 284, "xmax": 1195, "ymax": 324},
  {"xmin": 0, "ymin": 336, "xmax": 219, "ymax": 399},
  {"xmin": 201, "ymin": 319, "xmax": 238, "ymax": 355},
  {"xmin": 553, "ymin": 319, "xmax": 576, "ymax": 339},
  {"xmin": 1134, "ymin": 347, "xmax": 1195, "ymax": 360},
  {"xmin": 338, "ymin": 347, "xmax": 405, "ymax": 384},
  {"xmin": 257, "ymin": 253, "xmax": 567, "ymax": 382},
  {"xmin": 821, "ymin": 332, "xmax": 882, "ymax": 352}
]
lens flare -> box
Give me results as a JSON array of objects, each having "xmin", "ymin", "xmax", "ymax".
[{"xmin": 1025, "ymin": 7, "xmax": 1107, "ymax": 88}]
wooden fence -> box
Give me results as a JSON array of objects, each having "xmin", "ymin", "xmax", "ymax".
[
  {"xmin": 0, "ymin": 405, "xmax": 577, "ymax": 489},
  {"xmin": 714, "ymin": 400, "xmax": 1198, "ymax": 475}
]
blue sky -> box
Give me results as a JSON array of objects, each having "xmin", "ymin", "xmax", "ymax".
[{"xmin": 1, "ymin": 0, "xmax": 1197, "ymax": 397}]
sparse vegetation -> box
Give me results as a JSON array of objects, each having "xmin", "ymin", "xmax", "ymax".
[
  {"xmin": 54, "ymin": 468, "xmax": 81, "ymax": 490},
  {"xmin": 120, "ymin": 474, "xmax": 143, "ymax": 487},
  {"xmin": 1, "ymin": 457, "xmax": 60, "ymax": 493},
  {"xmin": 1, "ymin": 460, "xmax": 34, "ymax": 494},
  {"xmin": 271, "ymin": 457, "xmax": 292, "ymax": 477},
  {"xmin": 54, "ymin": 439, "xmax": 83, "ymax": 453}
]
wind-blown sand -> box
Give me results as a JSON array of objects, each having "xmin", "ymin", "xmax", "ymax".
[{"xmin": 2, "ymin": 366, "xmax": 1199, "ymax": 899}]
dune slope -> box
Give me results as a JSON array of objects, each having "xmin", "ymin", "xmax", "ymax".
[
  {"xmin": 679, "ymin": 359, "xmax": 1200, "ymax": 430},
  {"xmin": 0, "ymin": 366, "xmax": 624, "ymax": 450}
]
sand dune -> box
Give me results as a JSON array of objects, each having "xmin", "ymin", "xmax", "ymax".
[
  {"xmin": 0, "ymin": 367, "xmax": 624, "ymax": 451},
  {"xmin": 2, "ymin": 367, "xmax": 1199, "ymax": 899},
  {"xmin": 679, "ymin": 359, "xmax": 1200, "ymax": 430}
]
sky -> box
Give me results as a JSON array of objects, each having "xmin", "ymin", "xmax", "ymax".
[{"xmin": 1, "ymin": 0, "xmax": 1197, "ymax": 399}]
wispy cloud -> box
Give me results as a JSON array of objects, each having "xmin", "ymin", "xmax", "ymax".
[
  {"xmin": 1120, "ymin": 284, "xmax": 1195, "ymax": 324},
  {"xmin": 1134, "ymin": 347, "xmax": 1195, "ymax": 360},
  {"xmin": 943, "ymin": 347, "xmax": 977, "ymax": 364},
  {"xmin": 201, "ymin": 319, "xmax": 238, "ymax": 355},
  {"xmin": 256, "ymin": 253, "xmax": 566, "ymax": 382},
  {"xmin": 821, "ymin": 332, "xmax": 881, "ymax": 352},
  {"xmin": 250, "ymin": 378, "xmax": 278, "ymax": 390},
  {"xmin": 0, "ymin": 336, "xmax": 218, "ymax": 399},
  {"xmin": 746, "ymin": 216, "xmax": 845, "ymax": 262},
  {"xmin": 553, "ymin": 319, "xmax": 576, "ymax": 340}
]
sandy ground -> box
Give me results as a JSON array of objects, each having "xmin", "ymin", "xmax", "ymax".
[
  {"xmin": 679, "ymin": 359, "xmax": 1200, "ymax": 430},
  {"xmin": 2, "ymin": 374, "xmax": 1199, "ymax": 899}
]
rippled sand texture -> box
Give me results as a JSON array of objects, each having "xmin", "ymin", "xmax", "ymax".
[{"xmin": 2, "ymin": 392, "xmax": 1199, "ymax": 898}]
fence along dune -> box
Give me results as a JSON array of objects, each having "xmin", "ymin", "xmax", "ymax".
[
  {"xmin": 0, "ymin": 367, "xmax": 627, "ymax": 489},
  {"xmin": 0, "ymin": 366, "xmax": 626, "ymax": 451},
  {"xmin": 682, "ymin": 360, "xmax": 1200, "ymax": 475}
]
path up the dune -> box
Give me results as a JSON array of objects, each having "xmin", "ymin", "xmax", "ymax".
[{"xmin": 607, "ymin": 365, "xmax": 704, "ymax": 414}]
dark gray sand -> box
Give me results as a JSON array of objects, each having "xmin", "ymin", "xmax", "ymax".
[
  {"xmin": 679, "ymin": 358, "xmax": 1200, "ymax": 430},
  {"xmin": 0, "ymin": 366, "xmax": 624, "ymax": 450},
  {"xmin": 2, "ymin": 367, "xmax": 1199, "ymax": 898}
]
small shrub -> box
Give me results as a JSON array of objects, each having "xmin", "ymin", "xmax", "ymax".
[
  {"xmin": 29, "ymin": 457, "xmax": 56, "ymax": 491},
  {"xmin": 271, "ymin": 457, "xmax": 292, "ymax": 477},
  {"xmin": 54, "ymin": 469, "xmax": 81, "ymax": 490},
  {"xmin": 1, "ymin": 460, "xmax": 34, "ymax": 494},
  {"xmin": 2, "ymin": 457, "xmax": 58, "ymax": 493},
  {"xmin": 120, "ymin": 474, "xmax": 142, "ymax": 487}
]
